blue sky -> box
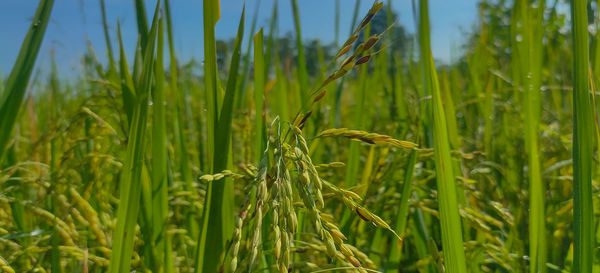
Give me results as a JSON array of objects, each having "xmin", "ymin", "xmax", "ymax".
[{"xmin": 0, "ymin": 0, "xmax": 478, "ymax": 77}]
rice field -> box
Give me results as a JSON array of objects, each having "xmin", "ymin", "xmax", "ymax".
[{"xmin": 0, "ymin": 0, "xmax": 597, "ymax": 272}]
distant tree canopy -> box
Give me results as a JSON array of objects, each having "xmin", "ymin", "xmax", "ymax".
[{"xmin": 214, "ymin": 6, "xmax": 409, "ymax": 78}]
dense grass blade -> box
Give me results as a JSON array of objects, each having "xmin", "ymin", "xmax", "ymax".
[
  {"xmin": 211, "ymin": 5, "xmax": 245, "ymax": 269},
  {"xmin": 419, "ymin": 1, "xmax": 467, "ymax": 272},
  {"xmin": 134, "ymin": 0, "xmax": 149, "ymax": 50},
  {"xmin": 151, "ymin": 17, "xmax": 169, "ymax": 273},
  {"xmin": 117, "ymin": 21, "xmax": 136, "ymax": 127},
  {"xmin": 216, "ymin": 7, "xmax": 245, "ymax": 166},
  {"xmin": 100, "ymin": 0, "xmax": 115, "ymax": 72},
  {"xmin": 388, "ymin": 144, "xmax": 418, "ymax": 270},
  {"xmin": 439, "ymin": 69, "xmax": 460, "ymax": 150},
  {"xmin": 273, "ymin": 43, "xmax": 290, "ymax": 122},
  {"xmin": 265, "ymin": 2, "xmax": 276, "ymax": 79},
  {"xmin": 4, "ymin": 1, "xmax": 597, "ymax": 272},
  {"xmin": 513, "ymin": 0, "xmax": 547, "ymax": 272},
  {"xmin": 411, "ymin": 191, "xmax": 435, "ymax": 273},
  {"xmin": 164, "ymin": 0, "xmax": 197, "ymax": 243},
  {"xmin": 48, "ymin": 54, "xmax": 61, "ymax": 273},
  {"xmin": 254, "ymin": 29, "xmax": 265, "ymax": 163},
  {"xmin": 571, "ymin": 0, "xmax": 594, "ymax": 272},
  {"xmin": 236, "ymin": 0, "xmax": 259, "ymax": 110},
  {"xmin": 194, "ymin": 0, "xmax": 231, "ymax": 272},
  {"xmin": 0, "ymin": 0, "xmax": 54, "ymax": 163},
  {"xmin": 108, "ymin": 3, "xmax": 160, "ymax": 273},
  {"xmin": 163, "ymin": 0, "xmax": 188, "ymax": 182},
  {"xmin": 291, "ymin": 0, "xmax": 309, "ymax": 108}
]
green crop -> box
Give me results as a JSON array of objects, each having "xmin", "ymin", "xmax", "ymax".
[{"xmin": 1, "ymin": 0, "xmax": 597, "ymax": 272}]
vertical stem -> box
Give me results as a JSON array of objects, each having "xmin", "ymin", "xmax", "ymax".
[
  {"xmin": 571, "ymin": 0, "xmax": 594, "ymax": 272},
  {"xmin": 291, "ymin": 0, "xmax": 308, "ymax": 108},
  {"xmin": 419, "ymin": 1, "xmax": 468, "ymax": 272},
  {"xmin": 254, "ymin": 29, "xmax": 265, "ymax": 164}
]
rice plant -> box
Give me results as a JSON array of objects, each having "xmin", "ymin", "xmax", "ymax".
[
  {"xmin": 1, "ymin": 0, "xmax": 598, "ymax": 272},
  {"xmin": 571, "ymin": 0, "xmax": 594, "ymax": 272}
]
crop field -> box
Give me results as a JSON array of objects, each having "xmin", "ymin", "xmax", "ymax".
[{"xmin": 0, "ymin": 0, "xmax": 598, "ymax": 272}]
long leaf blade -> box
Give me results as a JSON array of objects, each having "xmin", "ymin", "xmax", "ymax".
[{"xmin": 0, "ymin": 0, "xmax": 54, "ymax": 163}]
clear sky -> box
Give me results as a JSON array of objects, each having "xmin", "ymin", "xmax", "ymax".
[{"xmin": 0, "ymin": 0, "xmax": 478, "ymax": 77}]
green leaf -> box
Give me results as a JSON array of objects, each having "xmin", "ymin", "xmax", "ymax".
[
  {"xmin": 513, "ymin": 1, "xmax": 547, "ymax": 272},
  {"xmin": 291, "ymin": 0, "xmax": 308, "ymax": 108},
  {"xmin": 108, "ymin": 3, "xmax": 161, "ymax": 273},
  {"xmin": 194, "ymin": 0, "xmax": 235, "ymax": 272},
  {"xmin": 419, "ymin": 1, "xmax": 467, "ymax": 272},
  {"xmin": 388, "ymin": 143, "xmax": 418, "ymax": 267},
  {"xmin": 150, "ymin": 16, "xmax": 170, "ymax": 273},
  {"xmin": 571, "ymin": 0, "xmax": 594, "ymax": 272},
  {"xmin": 0, "ymin": 0, "xmax": 54, "ymax": 163},
  {"xmin": 117, "ymin": 21, "xmax": 136, "ymax": 127},
  {"xmin": 254, "ymin": 28, "xmax": 265, "ymax": 164}
]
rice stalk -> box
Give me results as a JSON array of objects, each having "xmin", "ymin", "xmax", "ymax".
[
  {"xmin": 194, "ymin": 0, "xmax": 237, "ymax": 272},
  {"xmin": 0, "ymin": 0, "xmax": 54, "ymax": 163},
  {"xmin": 150, "ymin": 15, "xmax": 170, "ymax": 273},
  {"xmin": 291, "ymin": 0, "xmax": 309, "ymax": 108},
  {"xmin": 107, "ymin": 3, "xmax": 160, "ymax": 273},
  {"xmin": 571, "ymin": 0, "xmax": 594, "ymax": 272},
  {"xmin": 419, "ymin": 0, "xmax": 467, "ymax": 272},
  {"xmin": 512, "ymin": 0, "xmax": 547, "ymax": 272}
]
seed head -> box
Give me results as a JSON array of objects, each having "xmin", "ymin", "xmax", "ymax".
[
  {"xmin": 355, "ymin": 55, "xmax": 371, "ymax": 65},
  {"xmin": 313, "ymin": 90, "xmax": 327, "ymax": 103},
  {"xmin": 336, "ymin": 44, "xmax": 353, "ymax": 58},
  {"xmin": 343, "ymin": 34, "xmax": 359, "ymax": 47},
  {"xmin": 364, "ymin": 35, "xmax": 379, "ymax": 51}
]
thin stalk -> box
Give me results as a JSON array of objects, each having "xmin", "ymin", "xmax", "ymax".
[
  {"xmin": 0, "ymin": 0, "xmax": 54, "ymax": 163},
  {"xmin": 151, "ymin": 17, "xmax": 169, "ymax": 273},
  {"xmin": 388, "ymin": 144, "xmax": 418, "ymax": 270},
  {"xmin": 571, "ymin": 0, "xmax": 594, "ymax": 272},
  {"xmin": 134, "ymin": 0, "xmax": 149, "ymax": 50},
  {"xmin": 254, "ymin": 29, "xmax": 265, "ymax": 164},
  {"xmin": 194, "ymin": 0, "xmax": 231, "ymax": 272},
  {"xmin": 236, "ymin": 0, "xmax": 260, "ymax": 110},
  {"xmin": 514, "ymin": 0, "xmax": 547, "ymax": 272},
  {"xmin": 164, "ymin": 0, "xmax": 196, "ymax": 241},
  {"xmin": 107, "ymin": 4, "xmax": 160, "ymax": 273},
  {"xmin": 291, "ymin": 0, "xmax": 309, "ymax": 108},
  {"xmin": 99, "ymin": 0, "xmax": 115, "ymax": 72},
  {"xmin": 419, "ymin": 1, "xmax": 467, "ymax": 272}
]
